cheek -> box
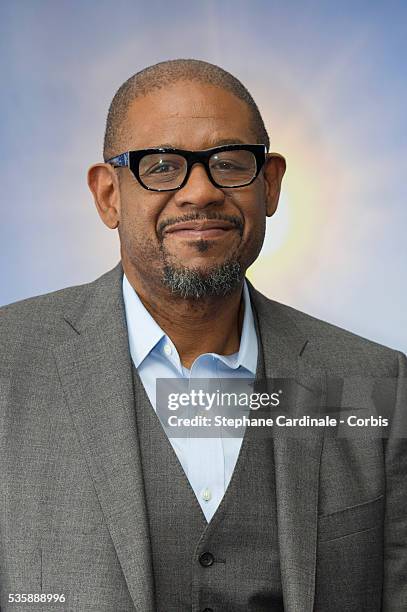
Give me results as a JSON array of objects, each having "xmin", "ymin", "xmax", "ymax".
[
  {"xmin": 241, "ymin": 195, "xmax": 266, "ymax": 240},
  {"xmin": 120, "ymin": 191, "xmax": 161, "ymax": 237},
  {"xmin": 245, "ymin": 215, "xmax": 266, "ymax": 254},
  {"xmin": 120, "ymin": 181, "xmax": 167, "ymax": 234},
  {"xmin": 119, "ymin": 202, "xmax": 160, "ymax": 259},
  {"xmin": 239, "ymin": 201, "xmax": 267, "ymax": 264}
]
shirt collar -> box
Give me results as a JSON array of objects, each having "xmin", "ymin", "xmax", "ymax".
[
  {"xmin": 122, "ymin": 273, "xmax": 258, "ymax": 374},
  {"xmin": 213, "ymin": 279, "xmax": 257, "ymax": 374},
  {"xmin": 122, "ymin": 274, "xmax": 165, "ymax": 368}
]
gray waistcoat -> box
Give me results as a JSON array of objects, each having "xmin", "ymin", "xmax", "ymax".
[{"xmin": 132, "ymin": 338, "xmax": 284, "ymax": 612}]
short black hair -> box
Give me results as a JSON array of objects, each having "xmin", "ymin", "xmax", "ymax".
[{"xmin": 103, "ymin": 58, "xmax": 270, "ymax": 161}]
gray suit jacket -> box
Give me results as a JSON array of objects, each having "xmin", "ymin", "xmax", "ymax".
[{"xmin": 1, "ymin": 261, "xmax": 406, "ymax": 611}]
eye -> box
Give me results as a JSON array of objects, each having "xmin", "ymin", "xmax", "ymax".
[
  {"xmin": 147, "ymin": 162, "xmax": 180, "ymax": 175},
  {"xmin": 141, "ymin": 155, "xmax": 186, "ymax": 177},
  {"xmin": 211, "ymin": 160, "xmax": 246, "ymax": 171}
]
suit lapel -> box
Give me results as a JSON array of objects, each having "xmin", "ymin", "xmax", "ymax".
[
  {"xmin": 249, "ymin": 282, "xmax": 324, "ymax": 612},
  {"xmin": 53, "ymin": 262, "xmax": 155, "ymax": 612}
]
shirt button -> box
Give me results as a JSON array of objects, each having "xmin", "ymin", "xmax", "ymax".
[
  {"xmin": 163, "ymin": 343, "xmax": 172, "ymax": 356},
  {"xmin": 201, "ymin": 488, "xmax": 212, "ymax": 502},
  {"xmin": 199, "ymin": 552, "xmax": 214, "ymax": 567}
]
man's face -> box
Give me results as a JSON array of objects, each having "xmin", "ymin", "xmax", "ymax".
[{"xmin": 109, "ymin": 81, "xmax": 283, "ymax": 298}]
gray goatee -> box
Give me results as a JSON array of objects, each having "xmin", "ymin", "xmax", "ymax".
[{"xmin": 162, "ymin": 260, "xmax": 242, "ymax": 299}]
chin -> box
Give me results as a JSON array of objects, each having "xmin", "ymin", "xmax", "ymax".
[{"xmin": 161, "ymin": 259, "xmax": 243, "ymax": 300}]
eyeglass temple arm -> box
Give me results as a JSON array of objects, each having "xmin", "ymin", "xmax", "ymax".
[{"xmin": 106, "ymin": 152, "xmax": 129, "ymax": 167}]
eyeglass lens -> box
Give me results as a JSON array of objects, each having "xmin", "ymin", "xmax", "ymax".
[{"xmin": 138, "ymin": 149, "xmax": 257, "ymax": 189}]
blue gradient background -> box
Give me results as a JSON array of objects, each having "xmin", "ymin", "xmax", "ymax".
[{"xmin": 1, "ymin": 1, "xmax": 406, "ymax": 351}]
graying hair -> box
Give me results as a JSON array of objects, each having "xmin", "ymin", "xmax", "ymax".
[
  {"xmin": 162, "ymin": 261, "xmax": 242, "ymax": 299},
  {"xmin": 103, "ymin": 58, "xmax": 270, "ymax": 160}
]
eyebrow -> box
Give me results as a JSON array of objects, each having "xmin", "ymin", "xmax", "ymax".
[{"xmin": 152, "ymin": 138, "xmax": 247, "ymax": 149}]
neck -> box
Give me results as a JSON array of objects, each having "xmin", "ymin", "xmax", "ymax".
[{"xmin": 123, "ymin": 261, "xmax": 245, "ymax": 369}]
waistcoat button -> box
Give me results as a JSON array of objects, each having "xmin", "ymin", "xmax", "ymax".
[{"xmin": 199, "ymin": 551, "xmax": 214, "ymax": 567}]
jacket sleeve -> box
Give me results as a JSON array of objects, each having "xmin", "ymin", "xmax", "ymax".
[{"xmin": 382, "ymin": 350, "xmax": 407, "ymax": 611}]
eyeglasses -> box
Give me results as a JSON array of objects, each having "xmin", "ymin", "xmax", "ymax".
[{"xmin": 105, "ymin": 143, "xmax": 267, "ymax": 192}]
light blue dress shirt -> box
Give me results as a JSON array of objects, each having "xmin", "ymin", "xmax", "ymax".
[{"xmin": 122, "ymin": 273, "xmax": 258, "ymax": 522}]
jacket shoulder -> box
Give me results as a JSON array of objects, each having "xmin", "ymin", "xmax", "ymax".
[
  {"xmin": 0, "ymin": 263, "xmax": 123, "ymax": 382},
  {"xmin": 250, "ymin": 286, "xmax": 404, "ymax": 371},
  {"xmin": 0, "ymin": 279, "xmax": 92, "ymax": 334},
  {"xmin": 0, "ymin": 264, "xmax": 121, "ymax": 332}
]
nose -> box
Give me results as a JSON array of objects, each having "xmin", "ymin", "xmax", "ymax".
[{"xmin": 172, "ymin": 162, "xmax": 225, "ymax": 209}]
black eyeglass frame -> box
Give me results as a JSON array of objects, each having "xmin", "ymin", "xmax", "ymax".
[{"xmin": 106, "ymin": 143, "xmax": 268, "ymax": 192}]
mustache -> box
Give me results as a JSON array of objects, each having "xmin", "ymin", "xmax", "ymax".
[{"xmin": 157, "ymin": 212, "xmax": 244, "ymax": 238}]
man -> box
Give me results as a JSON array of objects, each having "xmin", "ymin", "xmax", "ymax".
[{"xmin": 0, "ymin": 59, "xmax": 406, "ymax": 612}]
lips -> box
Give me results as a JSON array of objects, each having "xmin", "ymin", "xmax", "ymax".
[
  {"xmin": 163, "ymin": 220, "xmax": 240, "ymax": 241},
  {"xmin": 164, "ymin": 219, "xmax": 237, "ymax": 234}
]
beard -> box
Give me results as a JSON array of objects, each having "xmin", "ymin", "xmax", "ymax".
[
  {"xmin": 156, "ymin": 212, "xmax": 245, "ymax": 299},
  {"xmin": 161, "ymin": 259, "xmax": 243, "ymax": 299}
]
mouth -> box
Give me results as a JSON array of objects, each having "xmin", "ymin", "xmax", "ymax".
[{"xmin": 163, "ymin": 219, "xmax": 239, "ymax": 240}]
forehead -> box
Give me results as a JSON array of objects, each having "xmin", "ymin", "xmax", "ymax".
[{"xmin": 122, "ymin": 81, "xmax": 256, "ymax": 150}]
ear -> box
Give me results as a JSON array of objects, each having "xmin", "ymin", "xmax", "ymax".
[
  {"xmin": 87, "ymin": 163, "xmax": 121, "ymax": 229},
  {"xmin": 263, "ymin": 153, "xmax": 286, "ymax": 217}
]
